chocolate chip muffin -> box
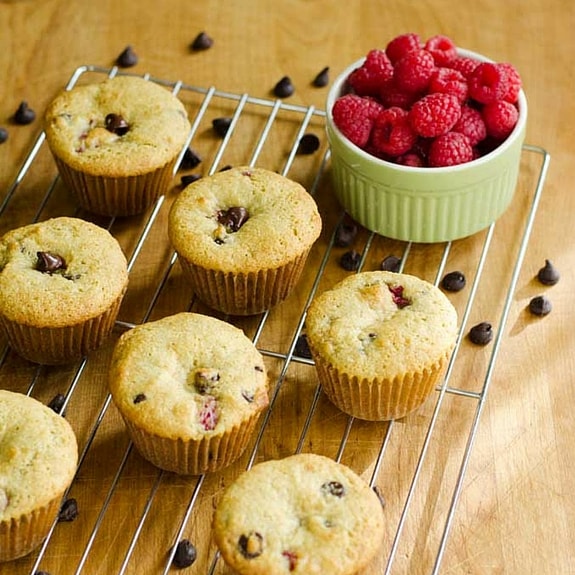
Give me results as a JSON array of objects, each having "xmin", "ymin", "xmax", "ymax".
[
  {"xmin": 44, "ymin": 75, "xmax": 191, "ymax": 216},
  {"xmin": 305, "ymin": 271, "xmax": 459, "ymax": 421},
  {"xmin": 0, "ymin": 390, "xmax": 78, "ymax": 562},
  {"xmin": 213, "ymin": 453, "xmax": 385, "ymax": 575},
  {"xmin": 168, "ymin": 166, "xmax": 322, "ymax": 315},
  {"xmin": 108, "ymin": 312, "xmax": 268, "ymax": 475},
  {"xmin": 0, "ymin": 217, "xmax": 129, "ymax": 365}
]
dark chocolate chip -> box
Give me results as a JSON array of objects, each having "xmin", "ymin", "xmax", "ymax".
[
  {"xmin": 380, "ymin": 255, "xmax": 401, "ymax": 273},
  {"xmin": 528, "ymin": 295, "xmax": 552, "ymax": 316},
  {"xmin": 339, "ymin": 249, "xmax": 361, "ymax": 271},
  {"xmin": 241, "ymin": 390, "xmax": 255, "ymax": 403},
  {"xmin": 296, "ymin": 133, "xmax": 320, "ymax": 155},
  {"xmin": 537, "ymin": 260, "xmax": 560, "ymax": 286},
  {"xmin": 255, "ymin": 365, "xmax": 264, "ymax": 372},
  {"xmin": 34, "ymin": 572, "xmax": 51, "ymax": 575},
  {"xmin": 321, "ymin": 480, "xmax": 346, "ymax": 497},
  {"xmin": 468, "ymin": 322, "xmax": 493, "ymax": 345},
  {"xmin": 180, "ymin": 148, "xmax": 202, "ymax": 170},
  {"xmin": 58, "ymin": 498, "xmax": 79, "ymax": 522},
  {"xmin": 180, "ymin": 174, "xmax": 202, "ymax": 187},
  {"xmin": 13, "ymin": 101, "xmax": 36, "ymax": 125},
  {"xmin": 116, "ymin": 45, "xmax": 138, "ymax": 68},
  {"xmin": 172, "ymin": 539, "xmax": 197, "ymax": 568},
  {"xmin": 133, "ymin": 393, "xmax": 147, "ymax": 404},
  {"xmin": 190, "ymin": 31, "xmax": 214, "ymax": 51},
  {"xmin": 295, "ymin": 334, "xmax": 312, "ymax": 359},
  {"xmin": 48, "ymin": 393, "xmax": 66, "ymax": 414},
  {"xmin": 334, "ymin": 219, "xmax": 358, "ymax": 248},
  {"xmin": 219, "ymin": 164, "xmax": 233, "ymax": 172},
  {"xmin": 441, "ymin": 271, "xmax": 466, "ymax": 292},
  {"xmin": 217, "ymin": 206, "xmax": 249, "ymax": 232},
  {"xmin": 194, "ymin": 368, "xmax": 220, "ymax": 394},
  {"xmin": 212, "ymin": 117, "xmax": 232, "ymax": 137},
  {"xmin": 238, "ymin": 532, "xmax": 264, "ymax": 559},
  {"xmin": 36, "ymin": 251, "xmax": 66, "ymax": 273},
  {"xmin": 105, "ymin": 113, "xmax": 130, "ymax": 136},
  {"xmin": 0, "ymin": 127, "xmax": 8, "ymax": 143},
  {"xmin": 312, "ymin": 66, "xmax": 330, "ymax": 88},
  {"xmin": 273, "ymin": 76, "xmax": 295, "ymax": 98}
]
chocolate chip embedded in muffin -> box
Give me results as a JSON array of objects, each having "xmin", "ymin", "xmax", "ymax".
[
  {"xmin": 193, "ymin": 367, "xmax": 220, "ymax": 394},
  {"xmin": 238, "ymin": 532, "xmax": 264, "ymax": 559},
  {"xmin": 441, "ymin": 270, "xmax": 466, "ymax": 292},
  {"xmin": 468, "ymin": 321, "xmax": 493, "ymax": 345},
  {"xmin": 133, "ymin": 393, "xmax": 147, "ymax": 404},
  {"xmin": 537, "ymin": 259, "xmax": 560, "ymax": 286},
  {"xmin": 105, "ymin": 113, "xmax": 130, "ymax": 136},
  {"xmin": 321, "ymin": 480, "xmax": 346, "ymax": 497},
  {"xmin": 217, "ymin": 206, "xmax": 249, "ymax": 232},
  {"xmin": 36, "ymin": 251, "xmax": 66, "ymax": 273}
]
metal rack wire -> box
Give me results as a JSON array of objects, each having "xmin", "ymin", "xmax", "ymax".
[{"xmin": 0, "ymin": 65, "xmax": 550, "ymax": 575}]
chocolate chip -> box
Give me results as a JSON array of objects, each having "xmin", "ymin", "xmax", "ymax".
[
  {"xmin": 58, "ymin": 498, "xmax": 79, "ymax": 522},
  {"xmin": 441, "ymin": 271, "xmax": 466, "ymax": 292},
  {"xmin": 133, "ymin": 393, "xmax": 147, "ymax": 404},
  {"xmin": 0, "ymin": 127, "xmax": 8, "ymax": 143},
  {"xmin": 194, "ymin": 368, "xmax": 220, "ymax": 394},
  {"xmin": 34, "ymin": 572, "xmax": 51, "ymax": 575},
  {"xmin": 212, "ymin": 117, "xmax": 232, "ymax": 137},
  {"xmin": 217, "ymin": 206, "xmax": 249, "ymax": 232},
  {"xmin": 380, "ymin": 255, "xmax": 401, "ymax": 272},
  {"xmin": 13, "ymin": 101, "xmax": 36, "ymax": 125},
  {"xmin": 48, "ymin": 393, "xmax": 66, "ymax": 414},
  {"xmin": 296, "ymin": 133, "xmax": 320, "ymax": 155},
  {"xmin": 116, "ymin": 45, "xmax": 138, "ymax": 68},
  {"xmin": 105, "ymin": 113, "xmax": 130, "ymax": 136},
  {"xmin": 180, "ymin": 174, "xmax": 202, "ymax": 187},
  {"xmin": 334, "ymin": 218, "xmax": 358, "ymax": 248},
  {"xmin": 340, "ymin": 249, "xmax": 361, "ymax": 271},
  {"xmin": 241, "ymin": 390, "xmax": 255, "ymax": 403},
  {"xmin": 219, "ymin": 164, "xmax": 233, "ymax": 172},
  {"xmin": 172, "ymin": 539, "xmax": 197, "ymax": 568},
  {"xmin": 321, "ymin": 481, "xmax": 346, "ymax": 497},
  {"xmin": 273, "ymin": 76, "xmax": 295, "ymax": 98},
  {"xmin": 36, "ymin": 251, "xmax": 66, "ymax": 273},
  {"xmin": 312, "ymin": 66, "xmax": 330, "ymax": 87},
  {"xmin": 537, "ymin": 259, "xmax": 560, "ymax": 286},
  {"xmin": 254, "ymin": 365, "xmax": 264, "ymax": 372},
  {"xmin": 190, "ymin": 31, "xmax": 214, "ymax": 51},
  {"xmin": 468, "ymin": 322, "xmax": 493, "ymax": 345},
  {"xmin": 529, "ymin": 295, "xmax": 552, "ymax": 316},
  {"xmin": 295, "ymin": 334, "xmax": 312, "ymax": 359},
  {"xmin": 180, "ymin": 147, "xmax": 202, "ymax": 170},
  {"xmin": 238, "ymin": 532, "xmax": 264, "ymax": 559}
]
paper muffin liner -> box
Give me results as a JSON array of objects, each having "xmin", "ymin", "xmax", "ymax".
[
  {"xmin": 177, "ymin": 248, "xmax": 311, "ymax": 316},
  {"xmin": 0, "ymin": 494, "xmax": 63, "ymax": 562},
  {"xmin": 121, "ymin": 410, "xmax": 263, "ymax": 475},
  {"xmin": 52, "ymin": 155, "xmax": 177, "ymax": 217},
  {"xmin": 310, "ymin": 348, "xmax": 452, "ymax": 421},
  {"xmin": 0, "ymin": 288, "xmax": 126, "ymax": 365}
]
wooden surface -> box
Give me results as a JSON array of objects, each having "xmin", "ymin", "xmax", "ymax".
[{"xmin": 0, "ymin": 1, "xmax": 573, "ymax": 574}]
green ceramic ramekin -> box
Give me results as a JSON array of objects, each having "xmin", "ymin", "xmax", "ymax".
[{"xmin": 325, "ymin": 49, "xmax": 527, "ymax": 243}]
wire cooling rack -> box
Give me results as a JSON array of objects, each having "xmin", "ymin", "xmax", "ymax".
[{"xmin": 0, "ymin": 65, "xmax": 550, "ymax": 575}]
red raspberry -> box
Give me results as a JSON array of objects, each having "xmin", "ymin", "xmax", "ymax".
[
  {"xmin": 450, "ymin": 56, "xmax": 481, "ymax": 79},
  {"xmin": 385, "ymin": 32, "xmax": 421, "ymax": 64},
  {"xmin": 424, "ymin": 34, "xmax": 457, "ymax": 66},
  {"xmin": 468, "ymin": 62, "xmax": 509, "ymax": 104},
  {"xmin": 409, "ymin": 93, "xmax": 462, "ymax": 138},
  {"xmin": 396, "ymin": 152, "xmax": 425, "ymax": 167},
  {"xmin": 498, "ymin": 62, "xmax": 522, "ymax": 103},
  {"xmin": 199, "ymin": 396, "xmax": 218, "ymax": 431},
  {"xmin": 428, "ymin": 132, "xmax": 473, "ymax": 167},
  {"xmin": 482, "ymin": 100, "xmax": 519, "ymax": 139},
  {"xmin": 332, "ymin": 94, "xmax": 383, "ymax": 148},
  {"xmin": 452, "ymin": 105, "xmax": 487, "ymax": 146},
  {"xmin": 394, "ymin": 49, "xmax": 436, "ymax": 94},
  {"xmin": 428, "ymin": 67, "xmax": 468, "ymax": 103},
  {"xmin": 371, "ymin": 107, "xmax": 417, "ymax": 157},
  {"xmin": 347, "ymin": 49, "xmax": 394, "ymax": 97}
]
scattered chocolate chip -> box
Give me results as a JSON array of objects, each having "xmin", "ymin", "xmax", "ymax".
[
  {"xmin": 212, "ymin": 117, "xmax": 232, "ymax": 137},
  {"xmin": 380, "ymin": 255, "xmax": 401, "ymax": 273},
  {"xmin": 105, "ymin": 113, "xmax": 130, "ymax": 136},
  {"xmin": 537, "ymin": 259, "xmax": 560, "ymax": 286},
  {"xmin": 116, "ymin": 45, "xmax": 138, "ymax": 68},
  {"xmin": 295, "ymin": 334, "xmax": 312, "ymax": 359},
  {"xmin": 238, "ymin": 532, "xmax": 264, "ymax": 559},
  {"xmin": 58, "ymin": 498, "xmax": 79, "ymax": 522},
  {"xmin": 0, "ymin": 127, "xmax": 8, "ymax": 143},
  {"xmin": 296, "ymin": 133, "xmax": 320, "ymax": 155},
  {"xmin": 312, "ymin": 66, "xmax": 330, "ymax": 88},
  {"xmin": 180, "ymin": 174, "xmax": 202, "ymax": 187},
  {"xmin": 48, "ymin": 393, "xmax": 66, "ymax": 414},
  {"xmin": 468, "ymin": 322, "xmax": 493, "ymax": 345},
  {"xmin": 219, "ymin": 164, "xmax": 233, "ymax": 172},
  {"xmin": 217, "ymin": 206, "xmax": 249, "ymax": 232},
  {"xmin": 340, "ymin": 249, "xmax": 361, "ymax": 271},
  {"xmin": 34, "ymin": 572, "xmax": 51, "ymax": 575},
  {"xmin": 194, "ymin": 368, "xmax": 220, "ymax": 394},
  {"xmin": 388, "ymin": 285, "xmax": 410, "ymax": 308},
  {"xmin": 13, "ymin": 101, "xmax": 36, "ymax": 125},
  {"xmin": 334, "ymin": 218, "xmax": 358, "ymax": 248},
  {"xmin": 441, "ymin": 271, "xmax": 466, "ymax": 292},
  {"xmin": 529, "ymin": 295, "xmax": 552, "ymax": 316},
  {"xmin": 133, "ymin": 393, "xmax": 147, "ymax": 404},
  {"xmin": 273, "ymin": 76, "xmax": 295, "ymax": 98},
  {"xmin": 172, "ymin": 539, "xmax": 197, "ymax": 568},
  {"xmin": 180, "ymin": 147, "xmax": 202, "ymax": 170},
  {"xmin": 36, "ymin": 251, "xmax": 66, "ymax": 273},
  {"xmin": 190, "ymin": 31, "xmax": 214, "ymax": 51},
  {"xmin": 321, "ymin": 481, "xmax": 346, "ymax": 497}
]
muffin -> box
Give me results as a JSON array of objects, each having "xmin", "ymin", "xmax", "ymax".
[
  {"xmin": 0, "ymin": 390, "xmax": 78, "ymax": 563},
  {"xmin": 213, "ymin": 453, "xmax": 385, "ymax": 575},
  {"xmin": 44, "ymin": 75, "xmax": 191, "ymax": 216},
  {"xmin": 305, "ymin": 271, "xmax": 458, "ymax": 421},
  {"xmin": 108, "ymin": 312, "xmax": 269, "ymax": 475},
  {"xmin": 168, "ymin": 166, "xmax": 322, "ymax": 315},
  {"xmin": 0, "ymin": 216, "xmax": 129, "ymax": 365}
]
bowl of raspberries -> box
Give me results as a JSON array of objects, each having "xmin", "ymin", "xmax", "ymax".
[{"xmin": 326, "ymin": 33, "xmax": 527, "ymax": 243}]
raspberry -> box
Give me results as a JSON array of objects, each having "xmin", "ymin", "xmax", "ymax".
[
  {"xmin": 378, "ymin": 78, "xmax": 418, "ymax": 109},
  {"xmin": 482, "ymin": 100, "xmax": 519, "ymax": 139},
  {"xmin": 385, "ymin": 32, "xmax": 421, "ymax": 64},
  {"xmin": 394, "ymin": 49, "xmax": 436, "ymax": 93},
  {"xmin": 452, "ymin": 105, "xmax": 487, "ymax": 146},
  {"xmin": 449, "ymin": 56, "xmax": 481, "ymax": 79},
  {"xmin": 468, "ymin": 62, "xmax": 509, "ymax": 104},
  {"xmin": 428, "ymin": 132, "xmax": 473, "ymax": 167},
  {"xmin": 347, "ymin": 49, "xmax": 394, "ymax": 96},
  {"xmin": 199, "ymin": 396, "xmax": 218, "ymax": 431},
  {"xmin": 396, "ymin": 152, "xmax": 425, "ymax": 167},
  {"xmin": 332, "ymin": 94, "xmax": 383, "ymax": 148},
  {"xmin": 498, "ymin": 62, "xmax": 522, "ymax": 103},
  {"xmin": 370, "ymin": 107, "xmax": 417, "ymax": 157},
  {"xmin": 409, "ymin": 93, "xmax": 462, "ymax": 138},
  {"xmin": 424, "ymin": 34, "xmax": 457, "ymax": 66},
  {"xmin": 428, "ymin": 67, "xmax": 468, "ymax": 103}
]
